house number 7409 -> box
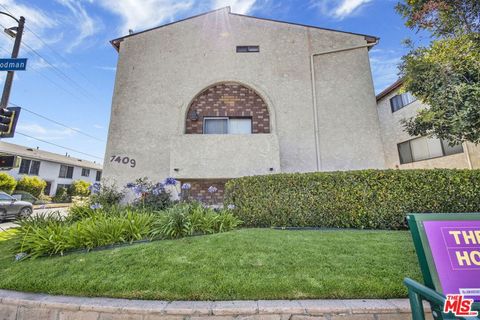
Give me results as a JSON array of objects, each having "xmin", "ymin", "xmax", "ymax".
[{"xmin": 110, "ymin": 155, "xmax": 136, "ymax": 168}]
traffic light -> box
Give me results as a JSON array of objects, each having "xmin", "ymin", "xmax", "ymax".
[
  {"xmin": 0, "ymin": 155, "xmax": 20, "ymax": 169},
  {"xmin": 0, "ymin": 106, "xmax": 20, "ymax": 138}
]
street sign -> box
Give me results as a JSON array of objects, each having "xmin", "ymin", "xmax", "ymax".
[
  {"xmin": 0, "ymin": 58, "xmax": 27, "ymax": 71},
  {"xmin": 407, "ymin": 213, "xmax": 480, "ymax": 303}
]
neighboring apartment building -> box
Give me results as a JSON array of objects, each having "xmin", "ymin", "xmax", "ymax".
[
  {"xmin": 376, "ymin": 79, "xmax": 480, "ymax": 169},
  {"xmin": 0, "ymin": 141, "xmax": 103, "ymax": 196},
  {"xmin": 104, "ymin": 7, "xmax": 386, "ymax": 201}
]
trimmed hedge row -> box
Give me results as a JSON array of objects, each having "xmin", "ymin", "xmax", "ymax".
[{"xmin": 224, "ymin": 169, "xmax": 480, "ymax": 229}]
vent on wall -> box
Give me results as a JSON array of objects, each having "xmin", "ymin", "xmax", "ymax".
[{"xmin": 236, "ymin": 46, "xmax": 259, "ymax": 53}]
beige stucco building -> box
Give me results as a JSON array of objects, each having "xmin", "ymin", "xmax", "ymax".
[
  {"xmin": 376, "ymin": 79, "xmax": 480, "ymax": 170},
  {"xmin": 103, "ymin": 7, "xmax": 387, "ymax": 201}
]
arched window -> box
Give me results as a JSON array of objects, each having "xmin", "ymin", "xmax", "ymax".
[{"xmin": 185, "ymin": 82, "xmax": 270, "ymax": 134}]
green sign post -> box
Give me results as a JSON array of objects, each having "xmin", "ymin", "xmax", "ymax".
[{"xmin": 406, "ymin": 213, "xmax": 480, "ymax": 320}]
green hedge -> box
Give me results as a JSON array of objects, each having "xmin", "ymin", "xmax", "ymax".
[
  {"xmin": 16, "ymin": 176, "xmax": 47, "ymax": 197},
  {"xmin": 0, "ymin": 172, "xmax": 16, "ymax": 194},
  {"xmin": 224, "ymin": 169, "xmax": 480, "ymax": 229}
]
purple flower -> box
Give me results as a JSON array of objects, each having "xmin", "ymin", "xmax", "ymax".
[
  {"xmin": 89, "ymin": 182, "xmax": 101, "ymax": 194},
  {"xmin": 125, "ymin": 182, "xmax": 136, "ymax": 189},
  {"xmin": 164, "ymin": 177, "xmax": 177, "ymax": 186},
  {"xmin": 181, "ymin": 183, "xmax": 191, "ymax": 190},
  {"xmin": 208, "ymin": 186, "xmax": 218, "ymax": 193},
  {"xmin": 90, "ymin": 203, "xmax": 102, "ymax": 210}
]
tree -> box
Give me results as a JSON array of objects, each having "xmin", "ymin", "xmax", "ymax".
[
  {"xmin": 396, "ymin": 0, "xmax": 479, "ymax": 37},
  {"xmin": 396, "ymin": 1, "xmax": 480, "ymax": 144}
]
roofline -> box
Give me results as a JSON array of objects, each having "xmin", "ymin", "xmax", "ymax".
[
  {"xmin": 110, "ymin": 7, "xmax": 379, "ymax": 51},
  {"xmin": 376, "ymin": 78, "xmax": 404, "ymax": 102}
]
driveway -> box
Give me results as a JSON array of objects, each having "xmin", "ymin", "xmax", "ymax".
[{"xmin": 0, "ymin": 207, "xmax": 69, "ymax": 232}]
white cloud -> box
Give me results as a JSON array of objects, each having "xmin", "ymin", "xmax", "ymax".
[
  {"xmin": 55, "ymin": 0, "xmax": 99, "ymax": 52},
  {"xmin": 311, "ymin": 0, "xmax": 372, "ymax": 20},
  {"xmin": 0, "ymin": 0, "xmax": 58, "ymax": 50},
  {"xmin": 213, "ymin": 0, "xmax": 256, "ymax": 14},
  {"xmin": 17, "ymin": 123, "xmax": 75, "ymax": 140},
  {"xmin": 95, "ymin": 65, "xmax": 116, "ymax": 72},
  {"xmin": 93, "ymin": 124, "xmax": 103, "ymax": 129},
  {"xmin": 97, "ymin": 0, "xmax": 194, "ymax": 34}
]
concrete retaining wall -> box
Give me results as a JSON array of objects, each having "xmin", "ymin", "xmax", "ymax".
[{"xmin": 0, "ymin": 290, "xmax": 434, "ymax": 320}]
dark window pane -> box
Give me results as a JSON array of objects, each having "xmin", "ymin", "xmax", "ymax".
[
  {"xmin": 236, "ymin": 46, "xmax": 248, "ymax": 52},
  {"xmin": 29, "ymin": 161, "xmax": 40, "ymax": 175},
  {"xmin": 398, "ymin": 141, "xmax": 413, "ymax": 164},
  {"xmin": 59, "ymin": 165, "xmax": 67, "ymax": 178},
  {"xmin": 442, "ymin": 140, "xmax": 464, "ymax": 156},
  {"xmin": 66, "ymin": 166, "xmax": 74, "ymax": 179},
  {"xmin": 81, "ymin": 168, "xmax": 90, "ymax": 177},
  {"xmin": 96, "ymin": 171, "xmax": 102, "ymax": 181},
  {"xmin": 19, "ymin": 159, "xmax": 30, "ymax": 174}
]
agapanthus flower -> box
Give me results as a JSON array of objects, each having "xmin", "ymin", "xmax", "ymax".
[
  {"xmin": 90, "ymin": 203, "xmax": 102, "ymax": 210},
  {"xmin": 125, "ymin": 182, "xmax": 136, "ymax": 189},
  {"xmin": 181, "ymin": 183, "xmax": 191, "ymax": 190},
  {"xmin": 164, "ymin": 177, "xmax": 178, "ymax": 186},
  {"xmin": 89, "ymin": 182, "xmax": 101, "ymax": 194},
  {"xmin": 208, "ymin": 186, "xmax": 218, "ymax": 193}
]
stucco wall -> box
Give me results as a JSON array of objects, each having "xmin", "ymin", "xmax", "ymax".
[
  {"xmin": 376, "ymin": 88, "xmax": 477, "ymax": 169},
  {"xmin": 103, "ymin": 8, "xmax": 385, "ymax": 186}
]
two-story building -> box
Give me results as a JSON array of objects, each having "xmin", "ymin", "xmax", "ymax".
[
  {"xmin": 103, "ymin": 7, "xmax": 386, "ymax": 201},
  {"xmin": 376, "ymin": 79, "xmax": 480, "ymax": 169},
  {"xmin": 0, "ymin": 141, "xmax": 103, "ymax": 196}
]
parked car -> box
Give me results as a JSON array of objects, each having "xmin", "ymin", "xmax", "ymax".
[
  {"xmin": 0, "ymin": 191, "xmax": 33, "ymax": 221},
  {"xmin": 11, "ymin": 191, "xmax": 48, "ymax": 205}
]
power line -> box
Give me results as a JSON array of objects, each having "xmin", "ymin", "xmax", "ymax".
[
  {"xmin": 9, "ymin": 102, "xmax": 105, "ymax": 142},
  {"xmin": 0, "ymin": 31, "xmax": 86, "ymax": 101},
  {"xmin": 15, "ymin": 132, "xmax": 103, "ymax": 160}
]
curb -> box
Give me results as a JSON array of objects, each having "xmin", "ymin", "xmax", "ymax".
[{"xmin": 0, "ymin": 290, "xmax": 433, "ymax": 320}]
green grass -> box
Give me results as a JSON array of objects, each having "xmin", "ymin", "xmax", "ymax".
[{"xmin": 0, "ymin": 229, "xmax": 421, "ymax": 300}]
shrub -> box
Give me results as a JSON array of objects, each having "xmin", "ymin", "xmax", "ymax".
[
  {"xmin": 13, "ymin": 208, "xmax": 154, "ymax": 258},
  {"xmin": 52, "ymin": 187, "xmax": 71, "ymax": 203},
  {"xmin": 125, "ymin": 178, "xmax": 172, "ymax": 211},
  {"xmin": 89, "ymin": 182, "xmax": 124, "ymax": 207},
  {"xmin": 69, "ymin": 180, "xmax": 91, "ymax": 197},
  {"xmin": 0, "ymin": 172, "xmax": 16, "ymax": 194},
  {"xmin": 224, "ymin": 169, "xmax": 480, "ymax": 230},
  {"xmin": 15, "ymin": 176, "xmax": 46, "ymax": 197}
]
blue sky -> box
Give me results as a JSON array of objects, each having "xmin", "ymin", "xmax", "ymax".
[{"xmin": 0, "ymin": 0, "xmax": 429, "ymax": 163}]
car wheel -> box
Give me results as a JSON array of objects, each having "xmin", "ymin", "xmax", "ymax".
[{"xmin": 18, "ymin": 207, "xmax": 32, "ymax": 219}]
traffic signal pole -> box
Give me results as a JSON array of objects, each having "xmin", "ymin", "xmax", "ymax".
[{"xmin": 0, "ymin": 15, "xmax": 25, "ymax": 109}]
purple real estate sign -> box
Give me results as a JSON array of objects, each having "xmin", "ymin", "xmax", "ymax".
[{"xmin": 423, "ymin": 220, "xmax": 480, "ymax": 302}]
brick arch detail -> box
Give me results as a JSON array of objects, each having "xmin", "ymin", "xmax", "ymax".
[{"xmin": 185, "ymin": 82, "xmax": 270, "ymax": 134}]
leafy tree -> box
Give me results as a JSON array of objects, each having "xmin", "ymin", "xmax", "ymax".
[
  {"xmin": 0, "ymin": 172, "xmax": 16, "ymax": 194},
  {"xmin": 396, "ymin": 0, "xmax": 480, "ymax": 144},
  {"xmin": 396, "ymin": 0, "xmax": 479, "ymax": 37}
]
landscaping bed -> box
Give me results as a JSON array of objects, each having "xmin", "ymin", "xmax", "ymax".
[{"xmin": 0, "ymin": 228, "xmax": 421, "ymax": 300}]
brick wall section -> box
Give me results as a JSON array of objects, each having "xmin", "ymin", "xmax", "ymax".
[
  {"xmin": 181, "ymin": 180, "xmax": 227, "ymax": 204},
  {"xmin": 185, "ymin": 82, "xmax": 270, "ymax": 134}
]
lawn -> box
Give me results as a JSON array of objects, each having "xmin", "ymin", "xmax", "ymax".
[{"xmin": 0, "ymin": 228, "xmax": 421, "ymax": 300}]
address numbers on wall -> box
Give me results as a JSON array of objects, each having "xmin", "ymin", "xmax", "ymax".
[{"xmin": 110, "ymin": 155, "xmax": 136, "ymax": 168}]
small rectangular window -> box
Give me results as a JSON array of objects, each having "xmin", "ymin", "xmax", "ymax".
[
  {"xmin": 59, "ymin": 165, "xmax": 74, "ymax": 179},
  {"xmin": 96, "ymin": 171, "xmax": 102, "ymax": 182},
  {"xmin": 18, "ymin": 159, "xmax": 31, "ymax": 174},
  {"xmin": 441, "ymin": 140, "xmax": 464, "ymax": 156},
  {"xmin": 29, "ymin": 161, "xmax": 40, "ymax": 175},
  {"xmin": 204, "ymin": 118, "xmax": 228, "ymax": 134},
  {"xmin": 228, "ymin": 118, "xmax": 252, "ymax": 134},
  {"xmin": 81, "ymin": 168, "xmax": 90, "ymax": 177},
  {"xmin": 398, "ymin": 141, "xmax": 413, "ymax": 164},
  {"xmin": 236, "ymin": 45, "xmax": 259, "ymax": 53},
  {"xmin": 390, "ymin": 92, "xmax": 417, "ymax": 112}
]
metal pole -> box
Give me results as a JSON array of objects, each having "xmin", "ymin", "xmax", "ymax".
[{"xmin": 0, "ymin": 16, "xmax": 25, "ymax": 108}]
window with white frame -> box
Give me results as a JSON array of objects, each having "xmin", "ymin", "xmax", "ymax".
[
  {"xmin": 18, "ymin": 159, "xmax": 40, "ymax": 175},
  {"xmin": 397, "ymin": 136, "xmax": 464, "ymax": 164},
  {"xmin": 203, "ymin": 117, "xmax": 252, "ymax": 134},
  {"xmin": 59, "ymin": 165, "xmax": 74, "ymax": 179},
  {"xmin": 81, "ymin": 168, "xmax": 90, "ymax": 177},
  {"xmin": 390, "ymin": 92, "xmax": 416, "ymax": 112}
]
